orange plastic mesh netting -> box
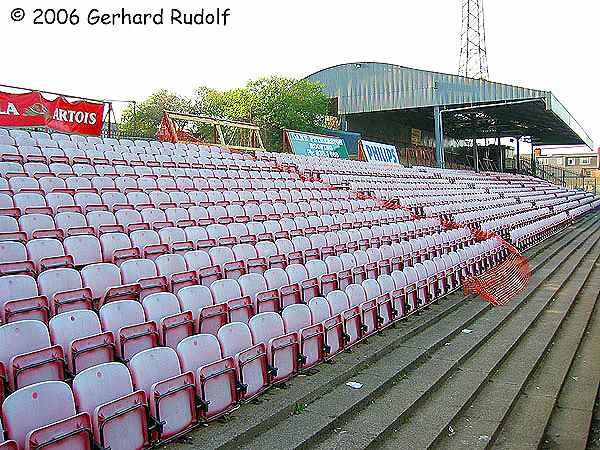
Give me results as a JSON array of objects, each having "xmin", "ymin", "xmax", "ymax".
[
  {"xmin": 269, "ymin": 162, "xmax": 531, "ymax": 306},
  {"xmin": 354, "ymin": 192, "xmax": 531, "ymax": 306}
]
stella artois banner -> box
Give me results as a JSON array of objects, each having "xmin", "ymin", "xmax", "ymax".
[{"xmin": 0, "ymin": 91, "xmax": 105, "ymax": 135}]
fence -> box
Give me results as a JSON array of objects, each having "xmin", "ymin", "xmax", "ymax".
[{"xmin": 507, "ymin": 157, "xmax": 598, "ymax": 196}]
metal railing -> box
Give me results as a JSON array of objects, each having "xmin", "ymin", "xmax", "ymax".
[{"xmin": 507, "ymin": 156, "xmax": 598, "ymax": 195}]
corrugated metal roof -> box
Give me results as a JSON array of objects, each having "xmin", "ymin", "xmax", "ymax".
[
  {"xmin": 306, "ymin": 62, "xmax": 546, "ymax": 113},
  {"xmin": 305, "ymin": 62, "xmax": 592, "ymax": 148}
]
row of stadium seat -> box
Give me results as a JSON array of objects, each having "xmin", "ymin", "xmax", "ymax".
[
  {"xmin": 1, "ymin": 128, "xmax": 598, "ymax": 450},
  {"xmin": 0, "ymin": 236, "xmax": 505, "ymax": 449},
  {"xmin": 0, "ymin": 189, "xmax": 358, "ymax": 216},
  {"xmin": 0, "ymin": 214, "xmax": 452, "ymax": 275},
  {"xmin": 0, "ymin": 226, "xmax": 480, "ymax": 323},
  {"xmin": 0, "ymin": 127, "xmax": 232, "ymax": 150}
]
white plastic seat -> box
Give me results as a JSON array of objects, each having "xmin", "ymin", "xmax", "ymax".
[
  {"xmin": 129, "ymin": 347, "xmax": 196, "ymax": 439},
  {"xmin": 65, "ymin": 176, "xmax": 92, "ymax": 191},
  {"xmin": 73, "ymin": 361, "xmax": 149, "ymax": 450},
  {"xmin": 209, "ymin": 246, "xmax": 245, "ymax": 279},
  {"xmin": 236, "ymin": 273, "xmax": 270, "ymax": 314},
  {"xmin": 45, "ymin": 192, "xmax": 76, "ymax": 214},
  {"xmin": 8, "ymin": 176, "xmax": 38, "ymax": 193},
  {"xmin": 0, "ymin": 320, "xmax": 65, "ymax": 391},
  {"xmin": 101, "ymin": 192, "xmax": 128, "ymax": 210},
  {"xmin": 81, "ymin": 261, "xmax": 139, "ymax": 309},
  {"xmin": 0, "ymin": 216, "xmax": 18, "ymax": 234},
  {"xmin": 115, "ymin": 209, "xmax": 143, "ymax": 231},
  {"xmin": 23, "ymin": 163, "xmax": 50, "ymax": 177},
  {"xmin": 159, "ymin": 227, "xmax": 194, "ymax": 253},
  {"xmin": 217, "ymin": 322, "xmax": 268, "ymax": 401},
  {"xmin": 99, "ymin": 232, "xmax": 137, "ymax": 266},
  {"xmin": 256, "ymin": 241, "xmax": 286, "ymax": 269},
  {"xmin": 233, "ymin": 243, "xmax": 266, "ymax": 273},
  {"xmin": 55, "ymin": 211, "xmax": 90, "ymax": 235},
  {"xmin": 176, "ymin": 284, "xmax": 214, "ymax": 321},
  {"xmin": 0, "ymin": 241, "xmax": 32, "ymax": 275},
  {"xmin": 282, "ymin": 303, "xmax": 323, "ymax": 368},
  {"xmin": 309, "ymin": 296, "xmax": 344, "ymax": 358},
  {"xmin": 2, "ymin": 381, "xmax": 92, "ymax": 450},
  {"xmin": 126, "ymin": 192, "xmax": 151, "ymax": 207},
  {"xmin": 142, "ymin": 292, "xmax": 193, "ymax": 350},
  {"xmin": 99, "ymin": 300, "xmax": 158, "ymax": 361},
  {"xmin": 287, "ymin": 263, "xmax": 320, "ymax": 304},
  {"xmin": 329, "ymin": 288, "xmax": 363, "ymax": 346},
  {"xmin": 14, "ymin": 192, "xmax": 47, "ymax": 214},
  {"xmin": 307, "ymin": 259, "xmax": 337, "ymax": 295},
  {"xmin": 74, "ymin": 192, "xmax": 103, "ymax": 211},
  {"xmin": 49, "ymin": 309, "xmax": 114, "ymax": 374},
  {"xmin": 86, "ymin": 210, "xmax": 119, "ymax": 233},
  {"xmin": 63, "ymin": 234, "xmax": 102, "ymax": 266},
  {"xmin": 165, "ymin": 207, "xmax": 190, "ymax": 225},
  {"xmin": 130, "ymin": 229, "xmax": 168, "ymax": 259},
  {"xmin": 120, "ymin": 258, "xmax": 167, "ymax": 299},
  {"xmin": 210, "ymin": 279, "xmax": 252, "ymax": 324},
  {"xmin": 263, "ymin": 268, "xmax": 291, "ymax": 311},
  {"xmin": 0, "ymin": 274, "xmax": 46, "ymax": 323},
  {"xmin": 38, "ymin": 267, "xmax": 92, "ymax": 315},
  {"xmin": 140, "ymin": 208, "xmax": 168, "ymax": 227},
  {"xmin": 249, "ymin": 312, "xmax": 299, "ymax": 383},
  {"xmin": 176, "ymin": 334, "xmax": 238, "ymax": 420},
  {"xmin": 155, "ymin": 253, "xmax": 197, "ymax": 293}
]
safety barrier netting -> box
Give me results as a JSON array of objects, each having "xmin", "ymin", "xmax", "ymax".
[
  {"xmin": 356, "ymin": 193, "xmax": 531, "ymax": 306},
  {"xmin": 271, "ymin": 161, "xmax": 531, "ymax": 306}
]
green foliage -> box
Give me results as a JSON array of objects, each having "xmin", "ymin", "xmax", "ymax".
[
  {"xmin": 193, "ymin": 76, "xmax": 329, "ymax": 149},
  {"xmin": 119, "ymin": 90, "xmax": 193, "ymax": 137},
  {"xmin": 246, "ymin": 77, "xmax": 329, "ymax": 149},
  {"xmin": 119, "ymin": 77, "xmax": 329, "ymax": 149},
  {"xmin": 293, "ymin": 403, "xmax": 307, "ymax": 415}
]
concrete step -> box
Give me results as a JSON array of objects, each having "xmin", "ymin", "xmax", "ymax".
[
  {"xmin": 541, "ymin": 320, "xmax": 600, "ymax": 450},
  {"xmin": 431, "ymin": 219, "xmax": 600, "ymax": 449},
  {"xmin": 491, "ymin": 269, "xmax": 600, "ymax": 449},
  {"xmin": 360, "ymin": 216, "xmax": 600, "ymax": 449},
  {"xmin": 509, "ymin": 275, "xmax": 600, "ymax": 449}
]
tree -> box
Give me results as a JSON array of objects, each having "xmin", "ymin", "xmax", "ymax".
[
  {"xmin": 246, "ymin": 76, "xmax": 329, "ymax": 149},
  {"xmin": 193, "ymin": 76, "xmax": 329, "ymax": 149},
  {"xmin": 119, "ymin": 90, "xmax": 192, "ymax": 137},
  {"xmin": 120, "ymin": 77, "xmax": 330, "ymax": 148}
]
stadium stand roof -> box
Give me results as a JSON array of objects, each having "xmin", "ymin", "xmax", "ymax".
[{"xmin": 305, "ymin": 62, "xmax": 593, "ymax": 157}]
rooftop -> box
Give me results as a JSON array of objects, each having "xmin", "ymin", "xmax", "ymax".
[{"xmin": 306, "ymin": 62, "xmax": 593, "ymax": 149}]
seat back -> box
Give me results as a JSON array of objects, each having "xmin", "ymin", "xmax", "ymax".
[
  {"xmin": 72, "ymin": 362, "xmax": 149, "ymax": 450},
  {"xmin": 2, "ymin": 381, "xmax": 85, "ymax": 450},
  {"xmin": 99, "ymin": 300, "xmax": 157, "ymax": 361},
  {"xmin": 49, "ymin": 309, "xmax": 112, "ymax": 373},
  {"xmin": 129, "ymin": 347, "xmax": 195, "ymax": 439}
]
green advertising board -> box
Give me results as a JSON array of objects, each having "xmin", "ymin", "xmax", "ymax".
[{"xmin": 285, "ymin": 130, "xmax": 349, "ymax": 159}]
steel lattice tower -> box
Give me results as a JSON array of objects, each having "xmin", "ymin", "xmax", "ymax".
[{"xmin": 459, "ymin": 0, "xmax": 489, "ymax": 79}]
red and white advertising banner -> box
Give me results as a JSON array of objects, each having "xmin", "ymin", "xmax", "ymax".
[{"xmin": 0, "ymin": 91, "xmax": 104, "ymax": 135}]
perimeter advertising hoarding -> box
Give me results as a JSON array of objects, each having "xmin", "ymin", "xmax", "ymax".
[
  {"xmin": 361, "ymin": 140, "xmax": 400, "ymax": 164},
  {"xmin": 285, "ymin": 130, "xmax": 349, "ymax": 159},
  {"xmin": 0, "ymin": 91, "xmax": 104, "ymax": 135}
]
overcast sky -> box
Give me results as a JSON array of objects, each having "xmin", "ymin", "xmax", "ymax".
[{"xmin": 4, "ymin": 0, "xmax": 598, "ymax": 151}]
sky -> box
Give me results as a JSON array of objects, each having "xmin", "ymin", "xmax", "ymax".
[{"xmin": 3, "ymin": 0, "xmax": 598, "ymax": 153}]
